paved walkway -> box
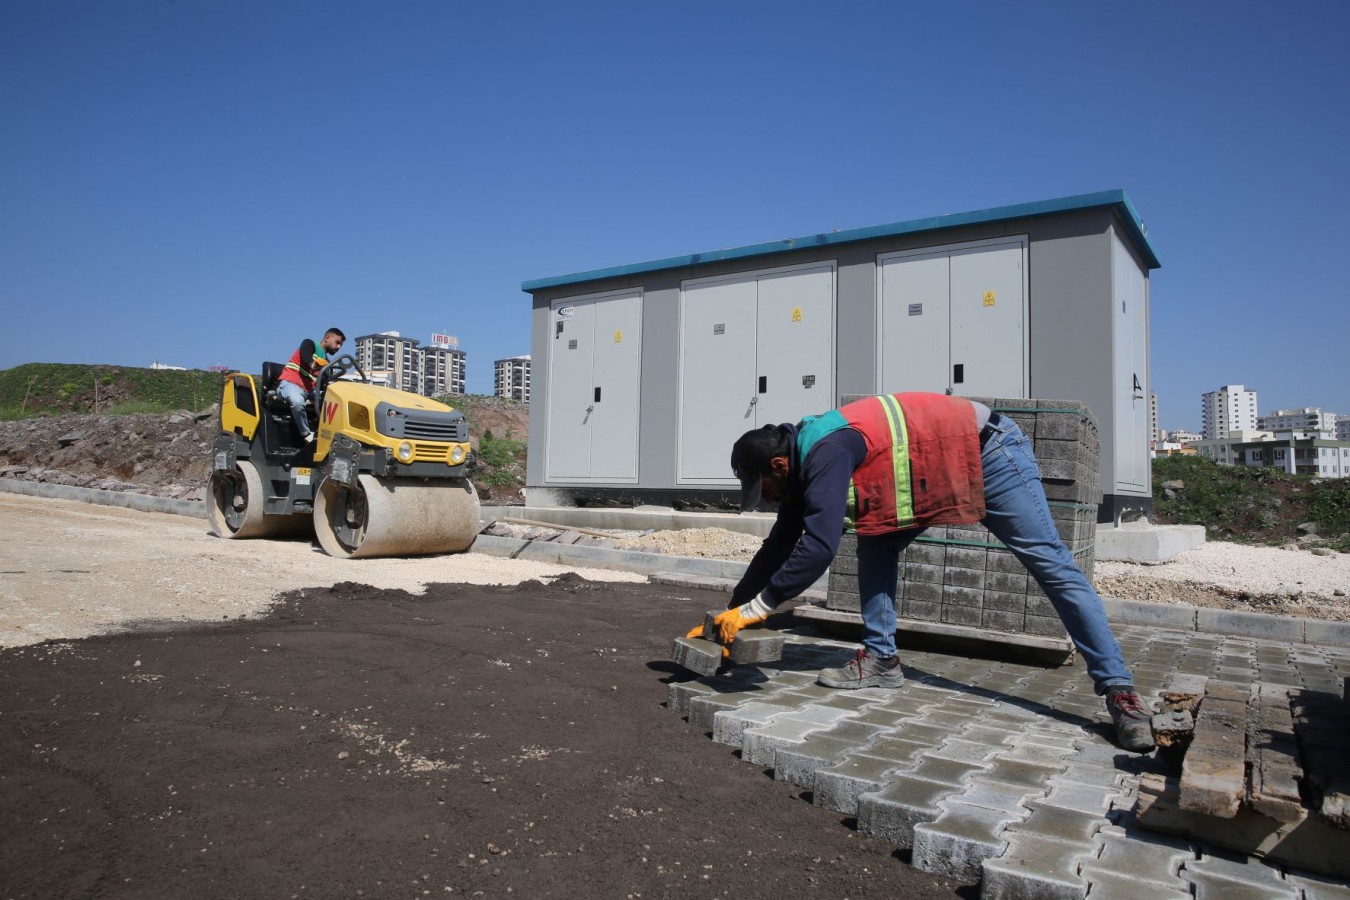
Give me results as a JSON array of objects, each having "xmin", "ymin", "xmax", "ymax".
[{"xmin": 668, "ymin": 624, "xmax": 1350, "ymax": 899}]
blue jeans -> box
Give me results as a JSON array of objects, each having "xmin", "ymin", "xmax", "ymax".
[
  {"xmin": 277, "ymin": 380, "xmax": 313, "ymax": 439},
  {"xmin": 856, "ymin": 416, "xmax": 1133, "ymax": 694}
]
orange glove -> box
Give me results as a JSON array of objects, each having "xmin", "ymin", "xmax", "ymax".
[{"xmin": 713, "ymin": 594, "xmax": 772, "ymax": 645}]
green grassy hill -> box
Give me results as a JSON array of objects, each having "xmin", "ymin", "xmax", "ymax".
[{"xmin": 0, "ymin": 363, "xmax": 225, "ymax": 419}]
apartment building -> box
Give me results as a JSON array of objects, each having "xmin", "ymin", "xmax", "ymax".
[
  {"xmin": 1201, "ymin": 385, "xmax": 1259, "ymax": 439},
  {"xmin": 1258, "ymin": 407, "xmax": 1337, "ymax": 437},
  {"xmin": 423, "ymin": 344, "xmax": 467, "ymax": 397},
  {"xmin": 353, "ymin": 331, "xmax": 466, "ymax": 397},
  {"xmin": 494, "ymin": 355, "xmax": 531, "ymax": 403},
  {"xmin": 1339, "ymin": 418, "xmax": 1350, "ymax": 442}
]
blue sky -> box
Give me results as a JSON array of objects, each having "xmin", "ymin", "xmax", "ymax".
[{"xmin": 2, "ymin": 2, "xmax": 1346, "ymax": 428}]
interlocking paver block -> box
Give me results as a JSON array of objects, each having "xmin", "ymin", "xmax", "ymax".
[
  {"xmin": 1079, "ymin": 830, "xmax": 1194, "ymax": 887},
  {"xmin": 729, "ymin": 629, "xmax": 786, "ymax": 665},
  {"xmin": 773, "ymin": 733, "xmax": 858, "ymax": 789},
  {"xmin": 712, "ymin": 701, "xmax": 790, "ymax": 747},
  {"xmin": 1183, "ymin": 853, "xmax": 1291, "ymax": 890},
  {"xmin": 1006, "ymin": 799, "xmax": 1107, "ymax": 844},
  {"xmin": 815, "ymin": 752, "xmax": 910, "ymax": 815},
  {"xmin": 1081, "ymin": 868, "xmax": 1194, "ymax": 900},
  {"xmin": 1285, "ymin": 869, "xmax": 1350, "ymax": 899},
  {"xmin": 1040, "ymin": 780, "xmax": 1126, "ymax": 815},
  {"xmin": 741, "ymin": 717, "xmax": 831, "ymax": 767},
  {"xmin": 856, "ymin": 774, "xmax": 957, "ymax": 844},
  {"xmin": 956, "ymin": 777, "xmax": 1043, "ymax": 814},
  {"xmin": 981, "ymin": 832, "xmax": 1089, "ymax": 900},
  {"xmin": 912, "ymin": 799, "xmax": 1020, "ymax": 880},
  {"xmin": 671, "ymin": 636, "xmax": 722, "ymax": 676}
]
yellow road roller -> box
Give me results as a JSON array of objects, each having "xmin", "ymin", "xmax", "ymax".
[{"xmin": 207, "ymin": 354, "xmax": 480, "ymax": 558}]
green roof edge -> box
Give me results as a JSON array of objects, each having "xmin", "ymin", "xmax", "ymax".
[{"xmin": 521, "ymin": 189, "xmax": 1159, "ymax": 293}]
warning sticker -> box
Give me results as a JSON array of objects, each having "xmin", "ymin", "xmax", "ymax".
[
  {"xmin": 983, "ymin": 291, "xmax": 997, "ymax": 307},
  {"xmin": 614, "ymin": 330, "xmax": 623, "ymax": 343},
  {"xmin": 791, "ymin": 307, "xmax": 802, "ymax": 322}
]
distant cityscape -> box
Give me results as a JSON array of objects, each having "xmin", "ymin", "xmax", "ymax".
[
  {"xmin": 155, "ymin": 330, "xmax": 532, "ymax": 402},
  {"xmin": 1153, "ymin": 384, "xmax": 1350, "ymax": 478}
]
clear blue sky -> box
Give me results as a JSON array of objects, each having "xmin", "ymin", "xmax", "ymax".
[{"xmin": 2, "ymin": 2, "xmax": 1346, "ymax": 428}]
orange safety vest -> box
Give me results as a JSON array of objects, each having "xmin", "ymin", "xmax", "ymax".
[
  {"xmin": 278, "ymin": 342, "xmax": 328, "ymax": 390},
  {"xmin": 796, "ymin": 393, "xmax": 986, "ymax": 535}
]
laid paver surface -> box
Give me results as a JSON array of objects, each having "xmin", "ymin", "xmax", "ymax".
[{"xmin": 669, "ymin": 620, "xmax": 1350, "ymax": 897}]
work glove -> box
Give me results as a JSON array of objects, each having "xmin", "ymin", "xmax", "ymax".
[{"xmin": 713, "ymin": 593, "xmax": 773, "ymax": 645}]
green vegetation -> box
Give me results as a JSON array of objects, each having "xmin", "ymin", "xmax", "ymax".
[
  {"xmin": 0, "ymin": 363, "xmax": 225, "ymax": 419},
  {"xmin": 1152, "ymin": 455, "xmax": 1350, "ymax": 551},
  {"xmin": 475, "ymin": 428, "xmax": 527, "ymax": 488}
]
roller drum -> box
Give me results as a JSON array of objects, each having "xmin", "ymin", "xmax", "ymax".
[
  {"xmin": 208, "ymin": 459, "xmax": 310, "ymax": 539},
  {"xmin": 313, "ymin": 474, "xmax": 480, "ymax": 559}
]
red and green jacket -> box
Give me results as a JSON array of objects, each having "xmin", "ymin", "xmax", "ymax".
[
  {"xmin": 278, "ymin": 339, "xmax": 329, "ymax": 390},
  {"xmin": 733, "ymin": 393, "xmax": 986, "ymax": 608},
  {"xmin": 798, "ymin": 392, "xmax": 986, "ymax": 535}
]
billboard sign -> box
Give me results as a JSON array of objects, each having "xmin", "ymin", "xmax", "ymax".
[{"xmin": 431, "ymin": 333, "xmax": 458, "ymax": 349}]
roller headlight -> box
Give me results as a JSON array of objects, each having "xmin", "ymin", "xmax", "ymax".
[
  {"xmin": 397, "ymin": 441, "xmax": 414, "ymax": 463},
  {"xmin": 450, "ymin": 445, "xmax": 466, "ymax": 464}
]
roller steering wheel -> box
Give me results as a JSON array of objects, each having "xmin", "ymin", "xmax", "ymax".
[{"xmin": 314, "ymin": 354, "xmax": 368, "ymax": 409}]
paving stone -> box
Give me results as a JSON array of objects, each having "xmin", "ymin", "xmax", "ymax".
[
  {"xmin": 1285, "ymin": 868, "xmax": 1350, "ymax": 899},
  {"xmin": 741, "ymin": 717, "xmax": 833, "ymax": 767},
  {"xmin": 1006, "ymin": 799, "xmax": 1107, "ymax": 844},
  {"xmin": 671, "ymin": 635, "xmax": 723, "ymax": 676},
  {"xmin": 815, "ymin": 752, "xmax": 911, "ymax": 815},
  {"xmin": 729, "ymin": 629, "xmax": 786, "ymax": 665},
  {"xmin": 1039, "ymin": 780, "xmax": 1126, "ymax": 815},
  {"xmin": 982, "ymin": 833, "xmax": 1091, "ymax": 900},
  {"xmin": 924, "ymin": 737, "xmax": 1001, "ymax": 766},
  {"xmin": 956, "ymin": 723, "xmax": 1023, "ymax": 746},
  {"xmin": 1080, "ymin": 829, "xmax": 1194, "ymax": 885},
  {"xmin": 1081, "ymin": 868, "xmax": 1193, "ymax": 899},
  {"xmin": 912, "ymin": 799, "xmax": 1020, "ymax": 880},
  {"xmin": 1184, "ymin": 870, "xmax": 1298, "ymax": 899},
  {"xmin": 980, "ymin": 757, "xmax": 1067, "ymax": 790},
  {"xmin": 1051, "ymin": 762, "xmax": 1127, "ymax": 790},
  {"xmin": 773, "ymin": 733, "xmax": 859, "ymax": 789},
  {"xmin": 668, "ymin": 678, "xmax": 720, "ymax": 715},
  {"xmin": 688, "ymin": 692, "xmax": 756, "ymax": 731},
  {"xmin": 956, "ymin": 777, "xmax": 1044, "ymax": 814},
  {"xmin": 712, "ymin": 701, "xmax": 791, "ymax": 747},
  {"xmin": 1183, "ymin": 854, "xmax": 1292, "ymax": 891},
  {"xmin": 856, "ymin": 774, "xmax": 959, "ymax": 844},
  {"xmin": 908, "ymin": 753, "xmax": 992, "ymax": 786},
  {"xmin": 859, "ymin": 735, "xmax": 932, "ymax": 765}
]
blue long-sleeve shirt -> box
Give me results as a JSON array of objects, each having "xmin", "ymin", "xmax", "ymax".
[{"xmin": 731, "ymin": 423, "xmax": 868, "ymax": 608}]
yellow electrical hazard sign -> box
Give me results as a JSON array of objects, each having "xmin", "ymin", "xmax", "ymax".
[
  {"xmin": 983, "ymin": 291, "xmax": 997, "ymax": 307},
  {"xmin": 791, "ymin": 307, "xmax": 802, "ymax": 322},
  {"xmin": 614, "ymin": 330, "xmax": 623, "ymax": 343}
]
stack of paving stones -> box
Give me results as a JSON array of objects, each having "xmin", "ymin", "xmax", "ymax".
[
  {"xmin": 667, "ymin": 623, "xmax": 1350, "ymax": 897},
  {"xmin": 826, "ymin": 398, "xmax": 1101, "ymax": 646}
]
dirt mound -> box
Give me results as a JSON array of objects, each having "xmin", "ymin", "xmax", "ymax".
[{"xmin": 0, "ymin": 394, "xmax": 530, "ymax": 503}]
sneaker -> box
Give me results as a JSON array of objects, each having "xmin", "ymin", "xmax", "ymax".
[
  {"xmin": 1106, "ymin": 687, "xmax": 1155, "ymax": 753},
  {"xmin": 303, "ymin": 433, "xmax": 315, "ymax": 445},
  {"xmin": 817, "ymin": 649, "xmax": 905, "ymax": 690}
]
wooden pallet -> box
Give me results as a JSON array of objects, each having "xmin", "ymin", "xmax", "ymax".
[{"xmin": 1136, "ymin": 677, "xmax": 1350, "ymax": 878}]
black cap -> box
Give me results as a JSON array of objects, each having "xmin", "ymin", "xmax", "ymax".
[{"xmin": 730, "ymin": 425, "xmax": 787, "ymax": 512}]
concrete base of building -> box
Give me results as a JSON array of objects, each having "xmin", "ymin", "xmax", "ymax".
[{"xmin": 1095, "ymin": 520, "xmax": 1206, "ymax": 564}]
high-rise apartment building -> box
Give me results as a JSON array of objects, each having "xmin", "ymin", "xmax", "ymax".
[
  {"xmin": 1258, "ymin": 407, "xmax": 1337, "ymax": 436},
  {"xmin": 423, "ymin": 345, "xmax": 467, "ymax": 397},
  {"xmin": 353, "ymin": 331, "xmax": 465, "ymax": 397},
  {"xmin": 494, "ymin": 355, "xmax": 531, "ymax": 403},
  {"xmin": 1201, "ymin": 384, "xmax": 1258, "ymax": 440},
  {"xmin": 1339, "ymin": 418, "xmax": 1350, "ymax": 442}
]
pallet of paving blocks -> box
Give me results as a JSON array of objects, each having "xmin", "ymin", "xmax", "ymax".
[
  {"xmin": 1136, "ymin": 676, "xmax": 1350, "ymax": 880},
  {"xmin": 810, "ymin": 398, "xmax": 1100, "ymax": 653}
]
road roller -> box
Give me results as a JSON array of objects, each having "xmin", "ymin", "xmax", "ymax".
[{"xmin": 207, "ymin": 354, "xmax": 480, "ymax": 558}]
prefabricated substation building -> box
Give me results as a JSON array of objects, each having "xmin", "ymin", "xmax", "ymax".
[{"xmin": 521, "ymin": 190, "xmax": 1160, "ymax": 523}]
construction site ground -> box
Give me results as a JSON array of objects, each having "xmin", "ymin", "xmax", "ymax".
[{"xmin": 4, "ymin": 493, "xmax": 1350, "ymax": 897}]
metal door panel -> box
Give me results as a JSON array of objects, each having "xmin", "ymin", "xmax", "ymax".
[
  {"xmin": 754, "ymin": 265, "xmax": 835, "ymax": 428},
  {"xmin": 589, "ymin": 291, "xmax": 642, "ymax": 481},
  {"xmin": 678, "ymin": 276, "xmax": 758, "ymax": 482},
  {"xmin": 1112, "ymin": 236, "xmax": 1148, "ymax": 489},
  {"xmin": 545, "ymin": 299, "xmax": 595, "ymax": 480},
  {"xmin": 878, "ymin": 252, "xmax": 950, "ymax": 394},
  {"xmin": 949, "ymin": 242, "xmax": 1026, "ymax": 398}
]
